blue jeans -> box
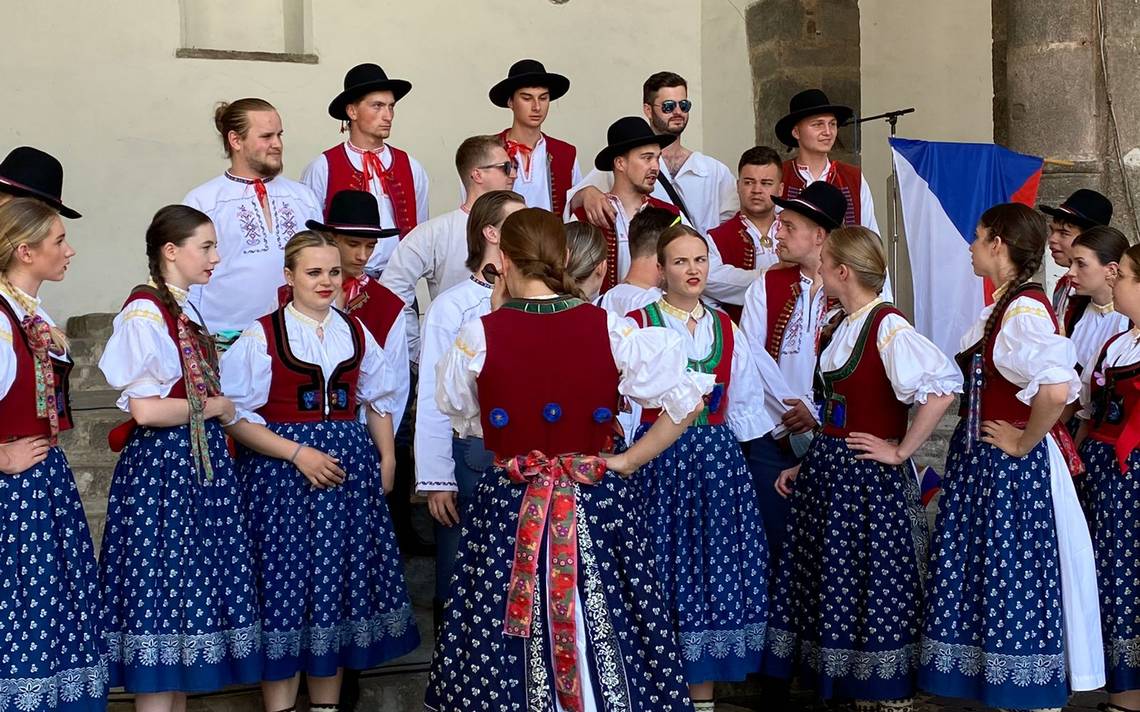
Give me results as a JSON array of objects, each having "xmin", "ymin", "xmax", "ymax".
[
  {"xmin": 433, "ymin": 437, "xmax": 493, "ymax": 601},
  {"xmin": 745, "ymin": 434, "xmax": 797, "ymax": 563}
]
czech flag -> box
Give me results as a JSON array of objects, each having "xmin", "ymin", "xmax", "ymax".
[{"xmin": 890, "ymin": 138, "xmax": 1043, "ymax": 357}]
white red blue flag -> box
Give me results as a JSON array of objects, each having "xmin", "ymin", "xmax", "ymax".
[{"xmin": 890, "ymin": 138, "xmax": 1044, "ymax": 357}]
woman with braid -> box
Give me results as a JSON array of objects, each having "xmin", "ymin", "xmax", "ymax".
[
  {"xmin": 918, "ymin": 203, "xmax": 1103, "ymax": 711},
  {"xmin": 97, "ymin": 205, "xmax": 261, "ymax": 707},
  {"xmin": 0, "ymin": 197, "xmax": 106, "ymax": 711}
]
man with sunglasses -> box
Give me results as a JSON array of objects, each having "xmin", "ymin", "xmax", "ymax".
[
  {"xmin": 565, "ymin": 71, "xmax": 737, "ymax": 235},
  {"xmin": 488, "ymin": 59, "xmax": 582, "ymax": 214},
  {"xmin": 380, "ymin": 135, "xmax": 515, "ymax": 362},
  {"xmin": 301, "ymin": 62, "xmax": 430, "ymax": 276}
]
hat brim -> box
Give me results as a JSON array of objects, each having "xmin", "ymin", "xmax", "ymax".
[
  {"xmin": 305, "ymin": 219, "xmax": 399, "ymax": 239},
  {"xmin": 328, "ymin": 80, "xmax": 414, "ymax": 121},
  {"xmin": 594, "ymin": 134, "xmax": 677, "ymax": 171},
  {"xmin": 489, "ymin": 73, "xmax": 571, "ymax": 108},
  {"xmin": 0, "ymin": 177, "xmax": 81, "ymax": 219},
  {"xmin": 1038, "ymin": 204, "xmax": 1100, "ymax": 229},
  {"xmin": 774, "ymin": 105, "xmax": 855, "ymax": 149},
  {"xmin": 771, "ymin": 194, "xmax": 840, "ymax": 231}
]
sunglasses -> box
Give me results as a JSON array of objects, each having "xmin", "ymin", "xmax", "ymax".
[
  {"xmin": 656, "ymin": 99, "xmax": 692, "ymax": 114},
  {"xmin": 478, "ymin": 160, "xmax": 517, "ymax": 175}
]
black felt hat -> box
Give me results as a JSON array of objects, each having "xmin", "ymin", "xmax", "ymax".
[
  {"xmin": 0, "ymin": 147, "xmax": 80, "ymax": 219},
  {"xmin": 489, "ymin": 59, "xmax": 571, "ymax": 108},
  {"xmin": 328, "ymin": 64, "xmax": 413, "ymax": 121},
  {"xmin": 775, "ymin": 89, "xmax": 855, "ymax": 149},
  {"xmin": 305, "ymin": 190, "xmax": 399, "ymax": 239},
  {"xmin": 1039, "ymin": 188, "xmax": 1113, "ymax": 229},
  {"xmin": 771, "ymin": 182, "xmax": 847, "ymax": 231},
  {"xmin": 593, "ymin": 117, "xmax": 676, "ymax": 171}
]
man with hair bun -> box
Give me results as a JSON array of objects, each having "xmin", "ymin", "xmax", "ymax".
[
  {"xmin": 183, "ymin": 97, "xmax": 321, "ymax": 350},
  {"xmin": 302, "ymin": 63, "xmax": 429, "ymax": 276}
]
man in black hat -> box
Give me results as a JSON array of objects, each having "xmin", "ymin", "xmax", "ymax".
[
  {"xmin": 566, "ymin": 72, "xmax": 737, "ymax": 235},
  {"xmin": 776, "ymin": 88, "xmax": 878, "ymax": 234},
  {"xmin": 301, "ymin": 63, "xmax": 429, "ymax": 276},
  {"xmin": 488, "ymin": 59, "xmax": 582, "ymax": 215},
  {"xmin": 1039, "ymin": 188, "xmax": 1114, "ymax": 316},
  {"xmin": 570, "ymin": 116, "xmax": 679, "ymax": 295},
  {"xmin": 738, "ymin": 182, "xmax": 849, "ymax": 565},
  {"xmin": 0, "ymin": 146, "xmax": 81, "ymax": 218}
]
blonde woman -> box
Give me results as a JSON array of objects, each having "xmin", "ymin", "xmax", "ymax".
[{"xmin": 0, "ymin": 197, "xmax": 106, "ymax": 711}]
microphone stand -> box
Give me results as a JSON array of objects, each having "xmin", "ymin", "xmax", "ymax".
[{"xmin": 847, "ymin": 108, "xmax": 915, "ymax": 294}]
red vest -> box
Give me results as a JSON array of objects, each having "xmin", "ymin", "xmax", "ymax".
[
  {"xmin": 1087, "ymin": 332, "xmax": 1139, "ymax": 445},
  {"xmin": 628, "ymin": 302, "xmax": 734, "ymax": 427},
  {"xmin": 255, "ymin": 307, "xmax": 365, "ymax": 423},
  {"xmin": 123, "ymin": 287, "xmax": 189, "ymax": 399},
  {"xmin": 764, "ymin": 265, "xmax": 806, "ymax": 359},
  {"xmin": 0, "ymin": 297, "xmax": 73, "ymax": 440},
  {"xmin": 781, "ymin": 159, "xmax": 861, "ymax": 227},
  {"xmin": 496, "ymin": 130, "xmax": 577, "ymax": 216},
  {"xmin": 707, "ymin": 212, "xmax": 758, "ymax": 322},
  {"xmin": 956, "ymin": 284, "xmax": 1059, "ymax": 422},
  {"xmin": 277, "ymin": 278, "xmax": 403, "ymax": 348},
  {"xmin": 322, "ymin": 144, "xmax": 419, "ymax": 237},
  {"xmin": 818, "ymin": 303, "xmax": 910, "ymax": 440},
  {"xmin": 573, "ymin": 196, "xmax": 678, "ymax": 295},
  {"xmin": 477, "ymin": 300, "xmax": 620, "ymax": 458}
]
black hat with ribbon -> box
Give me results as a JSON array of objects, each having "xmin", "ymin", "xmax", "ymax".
[
  {"xmin": 775, "ymin": 89, "xmax": 855, "ymax": 149},
  {"xmin": 489, "ymin": 59, "xmax": 571, "ymax": 108},
  {"xmin": 0, "ymin": 147, "xmax": 81, "ymax": 219},
  {"xmin": 1039, "ymin": 188, "xmax": 1113, "ymax": 229},
  {"xmin": 328, "ymin": 64, "xmax": 413, "ymax": 121},
  {"xmin": 594, "ymin": 117, "xmax": 676, "ymax": 171},
  {"xmin": 306, "ymin": 190, "xmax": 399, "ymax": 239},
  {"xmin": 772, "ymin": 181, "xmax": 847, "ymax": 231}
]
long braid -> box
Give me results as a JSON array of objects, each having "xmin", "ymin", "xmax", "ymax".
[
  {"xmin": 978, "ymin": 204, "xmax": 1049, "ymax": 347},
  {"xmin": 146, "ymin": 251, "xmax": 184, "ymax": 323}
]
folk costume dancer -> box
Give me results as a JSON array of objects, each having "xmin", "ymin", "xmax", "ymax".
[
  {"xmin": 1060, "ymin": 226, "xmax": 1130, "ymax": 373},
  {"xmin": 564, "ymin": 222, "xmax": 608, "ymax": 302},
  {"xmin": 1040, "ymin": 188, "xmax": 1114, "ymax": 323}
]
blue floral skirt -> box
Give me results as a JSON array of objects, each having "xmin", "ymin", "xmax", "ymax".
[
  {"xmin": 763, "ymin": 433, "xmax": 927, "ymax": 700},
  {"xmin": 99, "ymin": 420, "xmax": 262, "ymax": 692},
  {"xmin": 238, "ymin": 420, "xmax": 419, "ymax": 681},
  {"xmin": 425, "ymin": 465, "xmax": 692, "ymax": 712},
  {"xmin": 633, "ymin": 422, "xmax": 768, "ymax": 684},
  {"xmin": 1079, "ymin": 438, "xmax": 1140, "ymax": 693},
  {"xmin": 0, "ymin": 446, "xmax": 107, "ymax": 711},
  {"xmin": 918, "ymin": 420, "xmax": 1068, "ymax": 709}
]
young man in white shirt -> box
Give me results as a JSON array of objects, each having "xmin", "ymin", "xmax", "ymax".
[
  {"xmin": 379, "ymin": 135, "xmax": 516, "ymax": 362},
  {"xmin": 488, "ymin": 59, "xmax": 582, "ymax": 214},
  {"xmin": 184, "ymin": 98, "xmax": 322, "ymax": 349},
  {"xmin": 301, "ymin": 63, "xmax": 430, "ymax": 275},
  {"xmin": 570, "ymin": 117, "xmax": 679, "ymax": 295},
  {"xmin": 414, "ymin": 190, "xmax": 525, "ymax": 631},
  {"xmin": 567, "ymin": 71, "xmax": 738, "ymax": 235}
]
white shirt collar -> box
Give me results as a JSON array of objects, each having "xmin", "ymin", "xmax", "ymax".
[
  {"xmin": 658, "ymin": 297, "xmax": 707, "ymax": 322},
  {"xmin": 794, "ymin": 157, "xmax": 831, "ymax": 183},
  {"xmin": 346, "ymin": 140, "xmax": 389, "ymax": 158},
  {"xmin": 845, "ymin": 297, "xmax": 884, "ymax": 323},
  {"xmin": 286, "ymin": 302, "xmax": 335, "ymax": 331}
]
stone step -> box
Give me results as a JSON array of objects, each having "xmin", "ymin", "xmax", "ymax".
[
  {"xmin": 67, "ymin": 334, "xmax": 106, "ymax": 369},
  {"xmin": 66, "ymin": 312, "xmax": 115, "ymax": 340},
  {"xmin": 59, "ymin": 397, "xmax": 126, "ymax": 468},
  {"xmin": 69, "ymin": 363, "xmax": 111, "ymax": 392}
]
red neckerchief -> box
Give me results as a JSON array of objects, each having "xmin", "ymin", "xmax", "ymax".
[
  {"xmin": 342, "ymin": 273, "xmax": 370, "ymax": 305},
  {"xmin": 503, "ymin": 138, "xmax": 534, "ymax": 178},
  {"xmin": 348, "ymin": 142, "xmax": 398, "ymax": 201}
]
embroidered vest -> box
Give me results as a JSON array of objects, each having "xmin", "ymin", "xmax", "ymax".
[
  {"xmin": 477, "ymin": 299, "xmax": 620, "ymax": 458},
  {"xmin": 708, "ymin": 212, "xmax": 760, "ymax": 322},
  {"xmin": 573, "ymin": 196, "xmax": 678, "ymax": 295},
  {"xmin": 781, "ymin": 158, "xmax": 861, "ymax": 227},
  {"xmin": 322, "ymin": 144, "xmax": 418, "ymax": 237},
  {"xmin": 955, "ymin": 284, "xmax": 1058, "ymax": 422},
  {"xmin": 1086, "ymin": 331, "xmax": 1140, "ymax": 446},
  {"xmin": 496, "ymin": 130, "xmax": 577, "ymax": 216},
  {"xmin": 256, "ymin": 307, "xmax": 365, "ymax": 422},
  {"xmin": 628, "ymin": 302, "xmax": 733, "ymax": 427},
  {"xmin": 817, "ymin": 303, "xmax": 910, "ymax": 440},
  {"xmin": 0, "ymin": 298, "xmax": 73, "ymax": 440},
  {"xmin": 764, "ymin": 265, "xmax": 806, "ymax": 358},
  {"xmin": 277, "ymin": 279, "xmax": 403, "ymax": 349}
]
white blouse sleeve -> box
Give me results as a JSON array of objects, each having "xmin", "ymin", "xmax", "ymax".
[
  {"xmin": 356, "ymin": 321, "xmax": 401, "ymax": 417},
  {"xmin": 992, "ymin": 296, "xmax": 1080, "ymax": 405},
  {"xmin": 725, "ymin": 322, "xmax": 777, "ymax": 441},
  {"xmin": 607, "ymin": 313, "xmax": 714, "ymax": 424},
  {"xmin": 435, "ymin": 318, "xmax": 487, "ymax": 438},
  {"xmin": 0, "ymin": 312, "xmax": 16, "ymax": 399},
  {"xmin": 877, "ymin": 312, "xmax": 963, "ymax": 405},
  {"xmin": 219, "ymin": 322, "xmax": 273, "ymax": 425},
  {"xmin": 98, "ymin": 299, "xmax": 185, "ymax": 413}
]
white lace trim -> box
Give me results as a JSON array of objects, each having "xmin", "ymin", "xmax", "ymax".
[
  {"xmin": 919, "ymin": 639, "xmax": 1066, "ymax": 686},
  {"xmin": 0, "ymin": 661, "xmax": 107, "ymax": 712},
  {"xmin": 107, "ymin": 623, "xmax": 261, "ymax": 667}
]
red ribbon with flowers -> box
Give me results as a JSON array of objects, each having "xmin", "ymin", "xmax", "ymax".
[{"xmin": 501, "ymin": 450, "xmax": 607, "ymax": 712}]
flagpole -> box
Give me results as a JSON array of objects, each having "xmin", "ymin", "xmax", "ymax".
[{"xmin": 849, "ymin": 108, "xmax": 914, "ymax": 300}]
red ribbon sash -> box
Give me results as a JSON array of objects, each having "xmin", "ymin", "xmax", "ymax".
[{"xmin": 501, "ymin": 450, "xmax": 607, "ymax": 712}]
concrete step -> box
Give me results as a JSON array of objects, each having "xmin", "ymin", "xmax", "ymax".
[
  {"xmin": 66, "ymin": 312, "xmax": 115, "ymax": 340},
  {"xmin": 68, "ymin": 334, "xmax": 106, "ymax": 368},
  {"xmin": 59, "ymin": 394, "xmax": 126, "ymax": 469},
  {"xmin": 69, "ymin": 363, "xmax": 111, "ymax": 392}
]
